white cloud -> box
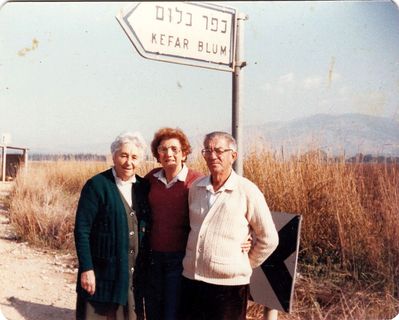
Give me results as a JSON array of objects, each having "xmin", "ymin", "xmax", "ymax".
[
  {"xmin": 338, "ymin": 86, "xmax": 348, "ymax": 96},
  {"xmin": 262, "ymin": 82, "xmax": 272, "ymax": 92},
  {"xmin": 260, "ymin": 82, "xmax": 284, "ymax": 95},
  {"xmin": 332, "ymin": 72, "xmax": 341, "ymax": 82},
  {"xmin": 278, "ymin": 72, "xmax": 295, "ymax": 84},
  {"xmin": 303, "ymin": 76, "xmax": 322, "ymax": 89},
  {"xmin": 351, "ymin": 91, "xmax": 386, "ymax": 116},
  {"xmin": 276, "ymin": 86, "xmax": 285, "ymax": 95}
]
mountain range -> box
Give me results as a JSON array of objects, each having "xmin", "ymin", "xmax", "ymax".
[
  {"xmin": 29, "ymin": 113, "xmax": 399, "ymax": 158},
  {"xmin": 243, "ymin": 113, "xmax": 399, "ymax": 158}
]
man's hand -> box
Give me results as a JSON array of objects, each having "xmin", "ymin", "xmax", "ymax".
[
  {"xmin": 81, "ymin": 270, "xmax": 96, "ymax": 295},
  {"xmin": 241, "ymin": 234, "xmax": 253, "ymax": 253}
]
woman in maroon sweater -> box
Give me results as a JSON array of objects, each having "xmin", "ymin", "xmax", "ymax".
[{"xmin": 144, "ymin": 127, "xmax": 202, "ymax": 320}]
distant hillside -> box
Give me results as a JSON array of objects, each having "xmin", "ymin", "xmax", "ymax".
[
  {"xmin": 245, "ymin": 113, "xmax": 399, "ymax": 158},
  {"xmin": 27, "ymin": 113, "xmax": 398, "ymax": 159}
]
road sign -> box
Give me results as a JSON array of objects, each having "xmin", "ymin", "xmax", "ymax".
[
  {"xmin": 1, "ymin": 133, "xmax": 11, "ymax": 145},
  {"xmin": 116, "ymin": 2, "xmax": 236, "ymax": 71},
  {"xmin": 250, "ymin": 212, "xmax": 302, "ymax": 313}
]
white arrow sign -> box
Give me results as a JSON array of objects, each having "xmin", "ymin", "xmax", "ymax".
[{"xmin": 116, "ymin": 2, "xmax": 236, "ymax": 71}]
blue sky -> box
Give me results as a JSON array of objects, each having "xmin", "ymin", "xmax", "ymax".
[{"xmin": 0, "ymin": 1, "xmax": 398, "ymax": 153}]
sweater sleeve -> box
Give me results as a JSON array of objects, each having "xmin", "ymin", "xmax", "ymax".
[
  {"xmin": 74, "ymin": 179, "xmax": 99, "ymax": 272},
  {"xmin": 246, "ymin": 184, "xmax": 279, "ymax": 268}
]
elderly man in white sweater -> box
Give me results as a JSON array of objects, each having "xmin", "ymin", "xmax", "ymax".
[{"xmin": 180, "ymin": 131, "xmax": 279, "ymax": 320}]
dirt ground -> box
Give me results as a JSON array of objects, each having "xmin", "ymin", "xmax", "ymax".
[{"xmin": 0, "ymin": 183, "xmax": 76, "ymax": 320}]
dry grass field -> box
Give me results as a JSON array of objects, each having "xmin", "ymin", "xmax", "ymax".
[{"xmin": 5, "ymin": 151, "xmax": 399, "ymax": 319}]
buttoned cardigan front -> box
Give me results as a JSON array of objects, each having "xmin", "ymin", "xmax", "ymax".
[
  {"xmin": 182, "ymin": 170, "xmax": 279, "ymax": 286},
  {"xmin": 74, "ymin": 168, "xmax": 150, "ymax": 305}
]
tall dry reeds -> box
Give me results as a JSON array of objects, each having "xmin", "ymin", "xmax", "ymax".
[
  {"xmin": 242, "ymin": 150, "xmax": 399, "ymax": 319},
  {"xmin": 5, "ymin": 151, "xmax": 399, "ymax": 318},
  {"xmin": 7, "ymin": 161, "xmax": 108, "ymax": 250}
]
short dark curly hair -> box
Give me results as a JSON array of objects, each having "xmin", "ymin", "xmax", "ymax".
[{"xmin": 150, "ymin": 127, "xmax": 192, "ymax": 162}]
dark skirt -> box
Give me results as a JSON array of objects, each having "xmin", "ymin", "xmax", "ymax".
[{"xmin": 76, "ymin": 290, "xmax": 137, "ymax": 320}]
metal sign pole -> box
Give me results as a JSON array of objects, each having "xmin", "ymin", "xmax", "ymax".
[
  {"xmin": 232, "ymin": 13, "xmax": 247, "ymax": 175},
  {"xmin": 263, "ymin": 308, "xmax": 279, "ymax": 320},
  {"xmin": 1, "ymin": 146, "xmax": 6, "ymax": 182}
]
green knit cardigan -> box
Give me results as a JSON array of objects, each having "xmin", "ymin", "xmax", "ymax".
[{"xmin": 74, "ymin": 168, "xmax": 150, "ymax": 305}]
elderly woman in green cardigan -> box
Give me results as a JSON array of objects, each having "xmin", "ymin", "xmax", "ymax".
[{"xmin": 74, "ymin": 132, "xmax": 150, "ymax": 320}]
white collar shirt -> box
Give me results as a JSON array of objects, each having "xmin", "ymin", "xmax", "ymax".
[
  {"xmin": 112, "ymin": 167, "xmax": 136, "ymax": 208},
  {"xmin": 197, "ymin": 170, "xmax": 236, "ymax": 211},
  {"xmin": 153, "ymin": 164, "xmax": 188, "ymax": 189}
]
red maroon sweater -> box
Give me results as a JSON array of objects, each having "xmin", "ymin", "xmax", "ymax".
[{"xmin": 145, "ymin": 167, "xmax": 202, "ymax": 252}]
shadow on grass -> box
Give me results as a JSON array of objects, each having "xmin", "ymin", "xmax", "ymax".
[{"xmin": 3, "ymin": 296, "xmax": 74, "ymax": 320}]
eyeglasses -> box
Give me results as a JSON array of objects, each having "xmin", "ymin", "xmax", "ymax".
[
  {"xmin": 201, "ymin": 148, "xmax": 234, "ymax": 157},
  {"xmin": 157, "ymin": 146, "xmax": 181, "ymax": 155}
]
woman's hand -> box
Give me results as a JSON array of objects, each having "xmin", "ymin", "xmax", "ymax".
[
  {"xmin": 241, "ymin": 234, "xmax": 253, "ymax": 253},
  {"xmin": 81, "ymin": 270, "xmax": 96, "ymax": 295}
]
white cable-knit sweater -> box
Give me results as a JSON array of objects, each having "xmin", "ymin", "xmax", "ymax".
[{"xmin": 182, "ymin": 170, "xmax": 279, "ymax": 286}]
